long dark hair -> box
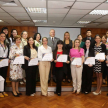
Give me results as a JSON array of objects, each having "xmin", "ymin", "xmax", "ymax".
[
  {"xmin": 1, "ymin": 27, "xmax": 10, "ymax": 42},
  {"xmin": 55, "ymin": 40, "xmax": 64, "ymax": 51},
  {"xmin": 0, "ymin": 32, "xmax": 7, "ymax": 47},
  {"xmin": 27, "ymin": 37, "xmax": 36, "ymax": 48},
  {"xmin": 10, "ymin": 29, "xmax": 17, "ymax": 41},
  {"xmin": 34, "ymin": 33, "xmax": 41, "ymax": 40},
  {"xmin": 83, "ymin": 39, "xmax": 91, "ymax": 50}
]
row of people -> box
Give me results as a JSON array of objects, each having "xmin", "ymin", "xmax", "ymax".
[{"xmin": 0, "ymin": 28, "xmax": 108, "ymax": 97}]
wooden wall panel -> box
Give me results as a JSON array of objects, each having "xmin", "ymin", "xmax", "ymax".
[
  {"xmin": 0, "ymin": 26, "xmax": 37, "ymax": 37},
  {"xmin": 81, "ymin": 28, "xmax": 108, "ymax": 38}
]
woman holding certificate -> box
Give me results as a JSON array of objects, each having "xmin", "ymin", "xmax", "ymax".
[
  {"xmin": 9, "ymin": 35, "xmax": 23, "ymax": 97},
  {"xmin": 81, "ymin": 39, "xmax": 95, "ymax": 94},
  {"xmin": 53, "ymin": 40, "xmax": 70, "ymax": 96},
  {"xmin": 38, "ymin": 37, "xmax": 52, "ymax": 96},
  {"xmin": 0, "ymin": 32, "xmax": 9, "ymax": 98},
  {"xmin": 23, "ymin": 37, "xmax": 38, "ymax": 96},
  {"xmin": 70, "ymin": 39, "xmax": 84, "ymax": 95},
  {"xmin": 93, "ymin": 34, "xmax": 107, "ymax": 95}
]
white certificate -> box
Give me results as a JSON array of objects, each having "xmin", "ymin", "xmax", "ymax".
[
  {"xmin": 85, "ymin": 57, "xmax": 95, "ymax": 65},
  {"xmin": 57, "ymin": 54, "xmax": 67, "ymax": 62},
  {"xmin": 95, "ymin": 53, "xmax": 105, "ymax": 60},
  {"xmin": 0, "ymin": 59, "xmax": 8, "ymax": 68},
  {"xmin": 28, "ymin": 58, "xmax": 38, "ymax": 66},
  {"xmin": 42, "ymin": 53, "xmax": 53, "ymax": 61},
  {"xmin": 0, "ymin": 76, "xmax": 5, "ymax": 92},
  {"xmin": 13, "ymin": 56, "xmax": 24, "ymax": 64},
  {"xmin": 71, "ymin": 58, "xmax": 82, "ymax": 65}
]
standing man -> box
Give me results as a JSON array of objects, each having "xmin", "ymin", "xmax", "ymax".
[
  {"xmin": 82, "ymin": 30, "xmax": 95, "ymax": 48},
  {"xmin": 48, "ymin": 29, "xmax": 60, "ymax": 82}
]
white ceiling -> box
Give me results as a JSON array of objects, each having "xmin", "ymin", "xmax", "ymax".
[{"xmin": 0, "ymin": 0, "xmax": 108, "ymax": 28}]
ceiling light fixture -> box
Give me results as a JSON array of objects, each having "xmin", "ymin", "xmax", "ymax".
[
  {"xmin": 33, "ymin": 20, "xmax": 47, "ymax": 23},
  {"xmin": 77, "ymin": 21, "xmax": 91, "ymax": 24},
  {"xmin": 106, "ymin": 0, "xmax": 108, "ymax": 2},
  {"xmin": 0, "ymin": 20, "xmax": 3, "ymax": 22},
  {"xmin": 25, "ymin": 7, "xmax": 47, "ymax": 13},
  {"xmin": 89, "ymin": 10, "xmax": 108, "ymax": 15}
]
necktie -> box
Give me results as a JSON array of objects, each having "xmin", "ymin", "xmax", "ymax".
[{"xmin": 52, "ymin": 38, "xmax": 54, "ymax": 43}]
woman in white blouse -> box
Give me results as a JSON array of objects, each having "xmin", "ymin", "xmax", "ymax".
[
  {"xmin": 38, "ymin": 37, "xmax": 53, "ymax": 96},
  {"xmin": 0, "ymin": 32, "xmax": 9, "ymax": 98}
]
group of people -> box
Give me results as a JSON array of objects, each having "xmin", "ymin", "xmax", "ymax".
[{"xmin": 0, "ymin": 27, "xmax": 108, "ymax": 98}]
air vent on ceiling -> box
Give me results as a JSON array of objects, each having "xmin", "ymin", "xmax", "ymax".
[{"xmin": 0, "ymin": 0, "xmax": 17, "ymax": 6}]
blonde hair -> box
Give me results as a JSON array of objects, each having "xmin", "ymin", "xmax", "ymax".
[
  {"xmin": 64, "ymin": 31, "xmax": 70, "ymax": 41},
  {"xmin": 74, "ymin": 39, "xmax": 80, "ymax": 52}
]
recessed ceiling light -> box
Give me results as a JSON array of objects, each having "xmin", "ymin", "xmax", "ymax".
[
  {"xmin": 21, "ymin": 20, "xmax": 31, "ymax": 23},
  {"xmin": 77, "ymin": 21, "xmax": 91, "ymax": 24},
  {"xmin": 106, "ymin": 0, "xmax": 108, "ymax": 2},
  {"xmin": 89, "ymin": 10, "xmax": 108, "ymax": 15},
  {"xmin": 0, "ymin": 20, "xmax": 3, "ymax": 22},
  {"xmin": 33, "ymin": 20, "xmax": 47, "ymax": 23},
  {"xmin": 25, "ymin": 7, "xmax": 47, "ymax": 13}
]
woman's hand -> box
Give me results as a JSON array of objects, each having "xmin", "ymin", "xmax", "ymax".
[
  {"xmin": 54, "ymin": 60, "xmax": 57, "ymax": 63},
  {"xmin": 88, "ymin": 64, "xmax": 93, "ymax": 67},
  {"xmin": 98, "ymin": 59, "xmax": 104, "ymax": 62},
  {"xmin": 106, "ymin": 61, "xmax": 108, "ymax": 64},
  {"xmin": 24, "ymin": 56, "xmax": 30, "ymax": 61},
  {"xmin": 51, "ymin": 59, "xmax": 54, "ymax": 62},
  {"xmin": 8, "ymin": 60, "xmax": 10, "ymax": 63},
  {"xmin": 14, "ymin": 53, "xmax": 19, "ymax": 57},
  {"xmin": 66, "ymin": 61, "xmax": 70, "ymax": 64},
  {"xmin": 76, "ymin": 65, "xmax": 81, "ymax": 68},
  {"xmin": 70, "ymin": 58, "xmax": 72, "ymax": 61}
]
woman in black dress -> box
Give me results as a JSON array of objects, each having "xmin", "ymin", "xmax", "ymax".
[
  {"xmin": 81, "ymin": 39, "xmax": 95, "ymax": 94},
  {"xmin": 93, "ymin": 34, "xmax": 107, "ymax": 95},
  {"xmin": 63, "ymin": 31, "xmax": 73, "ymax": 83}
]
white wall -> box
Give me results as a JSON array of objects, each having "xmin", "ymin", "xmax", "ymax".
[{"xmin": 38, "ymin": 27, "xmax": 81, "ymax": 41}]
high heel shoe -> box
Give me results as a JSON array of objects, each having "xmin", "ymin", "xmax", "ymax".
[
  {"xmin": 93, "ymin": 91, "xmax": 101, "ymax": 95},
  {"xmin": 12, "ymin": 92, "xmax": 19, "ymax": 97},
  {"xmin": 16, "ymin": 92, "xmax": 22, "ymax": 95}
]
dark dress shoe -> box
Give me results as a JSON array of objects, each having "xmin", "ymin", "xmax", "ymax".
[
  {"xmin": 12, "ymin": 92, "xmax": 19, "ymax": 97},
  {"xmin": 57, "ymin": 93, "xmax": 61, "ymax": 96},
  {"xmin": 17, "ymin": 92, "xmax": 22, "ymax": 95},
  {"xmin": 54, "ymin": 91, "xmax": 57, "ymax": 94}
]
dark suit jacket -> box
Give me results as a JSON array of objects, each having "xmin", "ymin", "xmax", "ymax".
[
  {"xmin": 84, "ymin": 48, "xmax": 95, "ymax": 57},
  {"xmin": 22, "ymin": 45, "xmax": 38, "ymax": 70},
  {"xmin": 47, "ymin": 37, "xmax": 60, "ymax": 52},
  {"xmin": 82, "ymin": 37, "xmax": 95, "ymax": 48},
  {"xmin": 53, "ymin": 50, "xmax": 70, "ymax": 74}
]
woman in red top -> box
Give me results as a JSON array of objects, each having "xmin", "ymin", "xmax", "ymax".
[{"xmin": 53, "ymin": 40, "xmax": 70, "ymax": 96}]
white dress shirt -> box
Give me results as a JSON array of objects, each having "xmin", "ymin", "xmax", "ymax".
[{"xmin": 38, "ymin": 45, "xmax": 52, "ymax": 61}]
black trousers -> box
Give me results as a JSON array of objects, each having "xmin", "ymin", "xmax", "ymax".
[
  {"xmin": 55, "ymin": 67, "xmax": 64, "ymax": 93},
  {"xmin": 81, "ymin": 64, "xmax": 93, "ymax": 93},
  {"xmin": 63, "ymin": 63, "xmax": 71, "ymax": 80},
  {"xmin": 25, "ymin": 66, "xmax": 38, "ymax": 95},
  {"xmin": 103, "ymin": 63, "xmax": 107, "ymax": 79},
  {"xmin": 0, "ymin": 66, "xmax": 8, "ymax": 92}
]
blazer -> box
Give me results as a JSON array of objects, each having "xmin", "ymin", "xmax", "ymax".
[
  {"xmin": 47, "ymin": 37, "xmax": 60, "ymax": 52},
  {"xmin": 22, "ymin": 45, "xmax": 38, "ymax": 70},
  {"xmin": 53, "ymin": 49, "xmax": 70, "ymax": 74},
  {"xmin": 82, "ymin": 37, "xmax": 95, "ymax": 48},
  {"xmin": 84, "ymin": 48, "xmax": 95, "ymax": 57}
]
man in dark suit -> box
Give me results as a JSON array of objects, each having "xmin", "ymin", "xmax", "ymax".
[
  {"xmin": 47, "ymin": 29, "xmax": 60, "ymax": 82},
  {"xmin": 82, "ymin": 30, "xmax": 95, "ymax": 48}
]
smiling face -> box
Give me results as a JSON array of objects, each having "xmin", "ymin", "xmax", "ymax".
[
  {"xmin": 22, "ymin": 32, "xmax": 28, "ymax": 39},
  {"xmin": 42, "ymin": 38, "xmax": 48, "ymax": 45},
  {"xmin": 74, "ymin": 40, "xmax": 80, "ymax": 47},
  {"xmin": 86, "ymin": 31, "xmax": 92, "ymax": 37},
  {"xmin": 28, "ymin": 38, "xmax": 34, "ymax": 45},
  {"xmin": 12, "ymin": 30, "xmax": 17, "ymax": 38},
  {"xmin": 85, "ymin": 40, "xmax": 90, "ymax": 47},
  {"xmin": 95, "ymin": 36, "xmax": 101, "ymax": 44},
  {"xmin": 102, "ymin": 36, "xmax": 107, "ymax": 43},
  {"xmin": 3, "ymin": 29, "xmax": 8, "ymax": 35},
  {"xmin": 64, "ymin": 33, "xmax": 70, "ymax": 40},
  {"xmin": 36, "ymin": 34, "xmax": 41, "ymax": 41},
  {"xmin": 49, "ymin": 29, "xmax": 55, "ymax": 37},
  {"xmin": 57, "ymin": 43, "xmax": 63, "ymax": 49},
  {"xmin": 0, "ymin": 33, "xmax": 6, "ymax": 42},
  {"xmin": 77, "ymin": 35, "xmax": 82, "ymax": 41},
  {"xmin": 15, "ymin": 38, "xmax": 21, "ymax": 45}
]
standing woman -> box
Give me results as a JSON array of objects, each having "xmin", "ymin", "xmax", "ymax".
[
  {"xmin": 101, "ymin": 35, "xmax": 108, "ymax": 84},
  {"xmin": 9, "ymin": 29, "xmax": 18, "ymax": 46},
  {"xmin": 1, "ymin": 27, "xmax": 10, "ymax": 45},
  {"xmin": 77, "ymin": 34, "xmax": 85, "ymax": 48},
  {"xmin": 34, "ymin": 33, "xmax": 42, "ymax": 47},
  {"xmin": 63, "ymin": 31, "xmax": 73, "ymax": 83},
  {"xmin": 20, "ymin": 31, "xmax": 28, "ymax": 84},
  {"xmin": 93, "ymin": 34, "xmax": 107, "ymax": 95},
  {"xmin": 9, "ymin": 35, "xmax": 23, "ymax": 97},
  {"xmin": 22, "ymin": 37, "xmax": 38, "ymax": 96},
  {"xmin": 53, "ymin": 40, "xmax": 70, "ymax": 96},
  {"xmin": 81, "ymin": 39, "xmax": 95, "ymax": 94},
  {"xmin": 70, "ymin": 39, "xmax": 84, "ymax": 95},
  {"xmin": 38, "ymin": 37, "xmax": 52, "ymax": 96},
  {"xmin": 0, "ymin": 32, "xmax": 9, "ymax": 98}
]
